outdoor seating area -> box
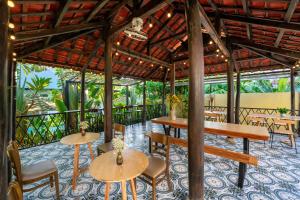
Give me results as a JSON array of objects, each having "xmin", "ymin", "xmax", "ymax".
[{"xmin": 1, "ymin": 0, "xmax": 300, "ymax": 200}]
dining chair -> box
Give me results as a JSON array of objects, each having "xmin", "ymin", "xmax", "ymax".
[
  {"xmin": 205, "ymin": 112, "xmax": 219, "ymax": 122},
  {"xmin": 139, "ymin": 132, "xmax": 171, "ymax": 200},
  {"xmin": 97, "ymin": 123, "xmax": 126, "ymax": 155},
  {"xmin": 6, "ymin": 141, "xmax": 60, "ymax": 199},
  {"xmin": 7, "ymin": 181, "xmax": 23, "ymax": 200},
  {"xmin": 248, "ymin": 115, "xmax": 266, "ymax": 127},
  {"xmin": 271, "ymin": 118, "xmax": 297, "ymax": 153}
]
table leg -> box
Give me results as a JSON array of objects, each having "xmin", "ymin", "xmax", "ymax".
[
  {"xmin": 237, "ymin": 138, "xmax": 249, "ymax": 188},
  {"xmin": 130, "ymin": 179, "xmax": 137, "ymax": 200},
  {"xmin": 105, "ymin": 182, "xmax": 111, "ymax": 200},
  {"xmin": 121, "ymin": 181, "xmax": 127, "ymax": 200},
  {"xmin": 87, "ymin": 143, "xmax": 94, "ymax": 160},
  {"xmin": 178, "ymin": 128, "xmax": 181, "ymax": 138},
  {"xmin": 72, "ymin": 144, "xmax": 80, "ymax": 190}
]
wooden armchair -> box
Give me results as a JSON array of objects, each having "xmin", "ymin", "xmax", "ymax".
[
  {"xmin": 7, "ymin": 181, "xmax": 23, "ymax": 200},
  {"xmin": 139, "ymin": 132, "xmax": 171, "ymax": 200},
  {"xmin": 271, "ymin": 119, "xmax": 297, "ymax": 153},
  {"xmin": 97, "ymin": 123, "xmax": 126, "ymax": 155},
  {"xmin": 7, "ymin": 141, "xmax": 60, "ymax": 199}
]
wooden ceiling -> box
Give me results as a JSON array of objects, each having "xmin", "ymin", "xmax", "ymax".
[{"xmin": 10, "ymin": 0, "xmax": 300, "ymax": 81}]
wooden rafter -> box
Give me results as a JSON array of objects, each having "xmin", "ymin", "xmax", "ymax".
[
  {"xmin": 274, "ymin": 0, "xmax": 299, "ymax": 47},
  {"xmin": 231, "ymin": 36, "xmax": 300, "ymax": 60},
  {"xmin": 241, "ymin": 0, "xmax": 252, "ymax": 40},
  {"xmin": 85, "ymin": 0, "xmax": 110, "ymax": 22}
]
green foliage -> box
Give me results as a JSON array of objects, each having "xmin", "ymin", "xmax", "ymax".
[
  {"xmin": 27, "ymin": 76, "xmax": 51, "ymax": 91},
  {"xmin": 54, "ymin": 99, "xmax": 68, "ymax": 112},
  {"xmin": 277, "ymin": 107, "xmax": 289, "ymax": 114}
]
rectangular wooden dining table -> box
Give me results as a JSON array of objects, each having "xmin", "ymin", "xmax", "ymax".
[{"xmin": 151, "ymin": 116, "xmax": 269, "ymax": 188}]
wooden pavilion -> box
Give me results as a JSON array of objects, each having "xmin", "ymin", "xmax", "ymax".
[{"xmin": 1, "ymin": 0, "xmax": 300, "ymax": 199}]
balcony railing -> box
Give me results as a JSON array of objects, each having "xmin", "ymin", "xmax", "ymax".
[{"xmin": 16, "ymin": 104, "xmax": 163, "ymax": 149}]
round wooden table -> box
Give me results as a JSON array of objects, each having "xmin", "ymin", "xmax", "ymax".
[
  {"xmin": 60, "ymin": 132, "xmax": 99, "ymax": 190},
  {"xmin": 89, "ymin": 149, "xmax": 149, "ymax": 200}
]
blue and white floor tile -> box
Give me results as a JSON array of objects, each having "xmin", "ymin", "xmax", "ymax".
[{"xmin": 20, "ymin": 122, "xmax": 300, "ymax": 200}]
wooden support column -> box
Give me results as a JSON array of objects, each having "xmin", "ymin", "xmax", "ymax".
[
  {"xmin": 162, "ymin": 82, "xmax": 166, "ymax": 115},
  {"xmin": 126, "ymin": 85, "xmax": 129, "ymax": 106},
  {"xmin": 290, "ymin": 67, "xmax": 295, "ymax": 115},
  {"xmin": 104, "ymin": 36, "xmax": 113, "ymax": 142},
  {"xmin": 235, "ymin": 70, "xmax": 241, "ymax": 124},
  {"xmin": 170, "ymin": 63, "xmax": 175, "ymax": 95},
  {"xmin": 227, "ymin": 58, "xmax": 235, "ymax": 123},
  {"xmin": 80, "ymin": 69, "xmax": 86, "ymax": 121},
  {"xmin": 142, "ymin": 80, "xmax": 147, "ymax": 125},
  {"xmin": 0, "ymin": 1, "xmax": 9, "ymax": 198},
  {"xmin": 186, "ymin": 0, "xmax": 205, "ymax": 199}
]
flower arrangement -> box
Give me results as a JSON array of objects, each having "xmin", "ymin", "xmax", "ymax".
[
  {"xmin": 167, "ymin": 94, "xmax": 181, "ymax": 110},
  {"xmin": 112, "ymin": 136, "xmax": 124, "ymax": 152},
  {"xmin": 80, "ymin": 121, "xmax": 89, "ymax": 130}
]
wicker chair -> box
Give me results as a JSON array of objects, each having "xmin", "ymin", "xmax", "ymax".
[
  {"xmin": 7, "ymin": 181, "xmax": 23, "ymax": 200},
  {"xmin": 7, "ymin": 141, "xmax": 60, "ymax": 199},
  {"xmin": 139, "ymin": 132, "xmax": 171, "ymax": 200},
  {"xmin": 97, "ymin": 123, "xmax": 126, "ymax": 155}
]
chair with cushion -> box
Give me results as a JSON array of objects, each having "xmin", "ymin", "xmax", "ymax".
[
  {"xmin": 271, "ymin": 118, "xmax": 297, "ymax": 153},
  {"xmin": 7, "ymin": 141, "xmax": 60, "ymax": 199},
  {"xmin": 7, "ymin": 181, "xmax": 23, "ymax": 200},
  {"xmin": 139, "ymin": 132, "xmax": 171, "ymax": 200},
  {"xmin": 97, "ymin": 123, "xmax": 126, "ymax": 155}
]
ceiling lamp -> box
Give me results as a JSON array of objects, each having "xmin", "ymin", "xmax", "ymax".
[{"xmin": 124, "ymin": 17, "xmax": 147, "ymax": 41}]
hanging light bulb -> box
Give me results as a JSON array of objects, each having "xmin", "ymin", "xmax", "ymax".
[
  {"xmin": 167, "ymin": 12, "xmax": 172, "ymax": 18},
  {"xmin": 209, "ymin": 40, "xmax": 213, "ymax": 45},
  {"xmin": 128, "ymin": 57, "xmax": 131, "ymax": 61},
  {"xmin": 151, "ymin": 64, "xmax": 154, "ymax": 67},
  {"xmin": 160, "ymin": 66, "xmax": 163, "ymax": 69},
  {"xmin": 8, "ymin": 22, "xmax": 15, "ymax": 29},
  {"xmin": 115, "ymin": 52, "xmax": 119, "ymax": 56},
  {"xmin": 7, "ymin": 0, "xmax": 15, "ymax": 8},
  {"xmin": 116, "ymin": 41, "xmax": 120, "ymax": 46},
  {"xmin": 183, "ymin": 62, "xmax": 186, "ymax": 65},
  {"xmin": 296, "ymin": 64, "xmax": 299, "ymax": 67},
  {"xmin": 13, "ymin": 58, "xmax": 16, "ymax": 61},
  {"xmin": 216, "ymin": 54, "xmax": 219, "ymax": 57},
  {"xmin": 12, "ymin": 52, "xmax": 16, "ymax": 56},
  {"xmin": 149, "ymin": 23, "xmax": 153, "ymax": 28},
  {"xmin": 221, "ymin": 55, "xmax": 224, "ymax": 58},
  {"xmin": 216, "ymin": 49, "xmax": 220, "ymax": 53},
  {"xmin": 10, "ymin": 35, "xmax": 16, "ymax": 40},
  {"xmin": 225, "ymin": 59, "xmax": 228, "ymax": 62},
  {"xmin": 139, "ymin": 60, "xmax": 143, "ymax": 64}
]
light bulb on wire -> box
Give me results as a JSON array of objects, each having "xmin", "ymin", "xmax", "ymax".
[
  {"xmin": 8, "ymin": 23, "xmax": 15, "ymax": 29},
  {"xmin": 7, "ymin": 0, "xmax": 15, "ymax": 7}
]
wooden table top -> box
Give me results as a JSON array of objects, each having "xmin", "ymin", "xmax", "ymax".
[
  {"xmin": 205, "ymin": 110, "xmax": 226, "ymax": 115},
  {"xmin": 248, "ymin": 113, "xmax": 300, "ymax": 121},
  {"xmin": 151, "ymin": 117, "xmax": 269, "ymax": 141},
  {"xmin": 89, "ymin": 149, "xmax": 148, "ymax": 182},
  {"xmin": 60, "ymin": 132, "xmax": 100, "ymax": 145}
]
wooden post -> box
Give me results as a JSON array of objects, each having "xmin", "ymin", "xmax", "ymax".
[
  {"xmin": 235, "ymin": 70, "xmax": 241, "ymax": 124},
  {"xmin": 80, "ymin": 69, "xmax": 86, "ymax": 121},
  {"xmin": 290, "ymin": 67, "xmax": 295, "ymax": 115},
  {"xmin": 227, "ymin": 59, "xmax": 235, "ymax": 123},
  {"xmin": 11, "ymin": 62, "xmax": 17, "ymax": 140},
  {"xmin": 162, "ymin": 82, "xmax": 166, "ymax": 115},
  {"xmin": 0, "ymin": 1, "xmax": 9, "ymax": 198},
  {"xmin": 186, "ymin": 0, "xmax": 205, "ymax": 199},
  {"xmin": 142, "ymin": 80, "xmax": 146, "ymax": 125},
  {"xmin": 126, "ymin": 85, "xmax": 129, "ymax": 106},
  {"xmin": 104, "ymin": 36, "xmax": 113, "ymax": 142},
  {"xmin": 170, "ymin": 63, "xmax": 175, "ymax": 96}
]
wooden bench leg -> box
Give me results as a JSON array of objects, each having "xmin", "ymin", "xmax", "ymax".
[
  {"xmin": 237, "ymin": 138, "xmax": 249, "ymax": 188},
  {"xmin": 121, "ymin": 181, "xmax": 127, "ymax": 200},
  {"xmin": 72, "ymin": 144, "xmax": 80, "ymax": 190},
  {"xmin": 87, "ymin": 143, "xmax": 94, "ymax": 160},
  {"xmin": 105, "ymin": 182, "xmax": 110, "ymax": 200},
  {"xmin": 130, "ymin": 179, "xmax": 137, "ymax": 200}
]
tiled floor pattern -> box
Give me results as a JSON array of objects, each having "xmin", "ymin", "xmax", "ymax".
[{"xmin": 20, "ymin": 122, "xmax": 300, "ymax": 200}]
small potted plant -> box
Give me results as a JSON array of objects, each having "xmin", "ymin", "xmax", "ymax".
[
  {"xmin": 167, "ymin": 94, "xmax": 181, "ymax": 120},
  {"xmin": 112, "ymin": 136, "xmax": 124, "ymax": 165},
  {"xmin": 277, "ymin": 108, "xmax": 289, "ymax": 118},
  {"xmin": 79, "ymin": 121, "xmax": 89, "ymax": 136}
]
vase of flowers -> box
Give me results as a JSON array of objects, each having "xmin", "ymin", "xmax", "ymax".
[
  {"xmin": 80, "ymin": 121, "xmax": 88, "ymax": 136},
  {"xmin": 277, "ymin": 107, "xmax": 289, "ymax": 118},
  {"xmin": 167, "ymin": 94, "xmax": 180, "ymax": 120},
  {"xmin": 112, "ymin": 136, "xmax": 124, "ymax": 165}
]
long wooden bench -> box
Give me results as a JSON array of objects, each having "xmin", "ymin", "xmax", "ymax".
[{"xmin": 167, "ymin": 136, "xmax": 258, "ymax": 166}]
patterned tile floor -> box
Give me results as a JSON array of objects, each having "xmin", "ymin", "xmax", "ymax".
[{"xmin": 20, "ymin": 122, "xmax": 300, "ymax": 200}]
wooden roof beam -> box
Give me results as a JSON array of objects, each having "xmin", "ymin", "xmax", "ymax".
[
  {"xmin": 219, "ymin": 13, "xmax": 300, "ymax": 32},
  {"xmin": 108, "ymin": 0, "xmax": 175, "ymax": 35},
  {"xmin": 149, "ymin": 30, "xmax": 186, "ymax": 46},
  {"xmin": 197, "ymin": 3, "xmax": 230, "ymax": 57},
  {"xmin": 15, "ymin": 22, "xmax": 103, "ymax": 41},
  {"xmin": 241, "ymin": 0, "xmax": 252, "ymax": 40},
  {"xmin": 19, "ymin": 29, "xmax": 95, "ymax": 58},
  {"xmin": 85, "ymin": 0, "xmax": 110, "ymax": 22},
  {"xmin": 230, "ymin": 36, "xmax": 300, "ymax": 60},
  {"xmin": 274, "ymin": 0, "xmax": 298, "ymax": 47}
]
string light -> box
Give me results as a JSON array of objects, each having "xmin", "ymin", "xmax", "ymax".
[
  {"xmin": 149, "ymin": 23, "xmax": 153, "ymax": 28},
  {"xmin": 160, "ymin": 66, "xmax": 163, "ymax": 69},
  {"xmin": 216, "ymin": 54, "xmax": 219, "ymax": 57},
  {"xmin": 221, "ymin": 55, "xmax": 224, "ymax": 58},
  {"xmin": 216, "ymin": 49, "xmax": 220, "ymax": 53},
  {"xmin": 115, "ymin": 52, "xmax": 119, "ymax": 56},
  {"xmin": 167, "ymin": 12, "xmax": 172, "ymax": 18},
  {"xmin": 10, "ymin": 35, "xmax": 16, "ymax": 40},
  {"xmin": 139, "ymin": 60, "xmax": 143, "ymax": 64},
  {"xmin": 13, "ymin": 58, "xmax": 16, "ymax": 61},
  {"xmin": 7, "ymin": 0, "xmax": 15, "ymax": 7},
  {"xmin": 8, "ymin": 23, "xmax": 15, "ymax": 29},
  {"xmin": 225, "ymin": 59, "xmax": 228, "ymax": 62},
  {"xmin": 209, "ymin": 40, "xmax": 213, "ymax": 45},
  {"xmin": 116, "ymin": 41, "xmax": 120, "ymax": 46},
  {"xmin": 128, "ymin": 57, "xmax": 131, "ymax": 61},
  {"xmin": 12, "ymin": 52, "xmax": 16, "ymax": 56},
  {"xmin": 183, "ymin": 62, "xmax": 186, "ymax": 65},
  {"xmin": 296, "ymin": 64, "xmax": 299, "ymax": 67},
  {"xmin": 151, "ymin": 64, "xmax": 154, "ymax": 67}
]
